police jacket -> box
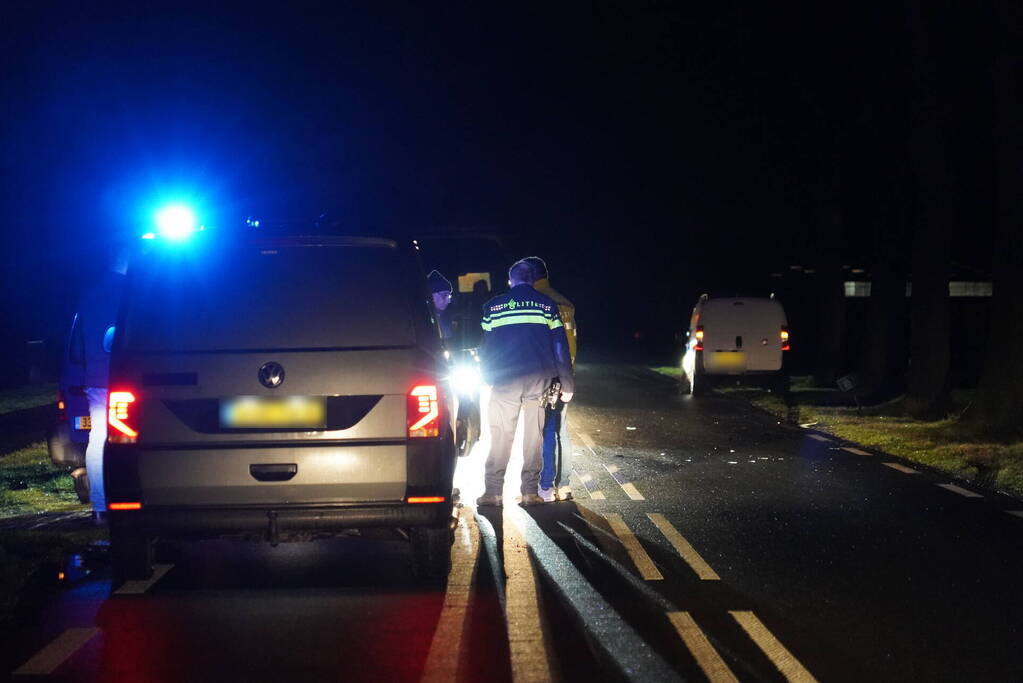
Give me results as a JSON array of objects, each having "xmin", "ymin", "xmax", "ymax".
[
  {"xmin": 479, "ymin": 284, "xmax": 575, "ymax": 392},
  {"xmin": 532, "ymin": 277, "xmax": 577, "ymax": 366}
]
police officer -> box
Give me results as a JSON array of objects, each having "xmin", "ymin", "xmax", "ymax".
[
  {"xmin": 524, "ymin": 256, "xmax": 577, "ymax": 502},
  {"xmin": 426, "ymin": 270, "xmax": 454, "ymax": 339},
  {"xmin": 477, "ymin": 259, "xmax": 575, "ymax": 507}
]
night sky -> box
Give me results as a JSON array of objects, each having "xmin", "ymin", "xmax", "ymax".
[{"xmin": 0, "ymin": 2, "xmax": 999, "ymax": 366}]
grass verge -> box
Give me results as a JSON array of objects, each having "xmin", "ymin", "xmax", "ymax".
[
  {"xmin": 0, "ymin": 384, "xmax": 57, "ymax": 416},
  {"xmin": 1, "ymin": 442, "xmax": 87, "ymax": 519},
  {"xmin": 651, "ymin": 368, "xmax": 1023, "ymax": 500}
]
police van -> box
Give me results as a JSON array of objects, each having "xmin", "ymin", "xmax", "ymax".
[{"xmin": 104, "ymin": 228, "xmax": 457, "ymax": 582}]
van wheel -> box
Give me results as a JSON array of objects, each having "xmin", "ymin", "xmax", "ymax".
[
  {"xmin": 692, "ymin": 369, "xmax": 713, "ymax": 396},
  {"xmin": 410, "ymin": 526, "xmax": 453, "ymax": 581},
  {"xmin": 771, "ymin": 374, "xmax": 790, "ymax": 396},
  {"xmin": 110, "ymin": 526, "xmax": 154, "ymax": 586},
  {"xmin": 456, "ymin": 403, "xmax": 480, "ymax": 458}
]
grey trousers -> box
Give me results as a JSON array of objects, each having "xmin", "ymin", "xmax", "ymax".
[{"xmin": 485, "ymin": 373, "xmax": 550, "ymax": 496}]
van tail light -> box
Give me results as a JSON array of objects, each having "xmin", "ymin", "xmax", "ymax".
[
  {"xmin": 694, "ymin": 325, "xmax": 705, "ymax": 352},
  {"xmin": 407, "ymin": 384, "xmax": 441, "ymax": 438},
  {"xmin": 107, "ymin": 502, "xmax": 143, "ymax": 511},
  {"xmin": 56, "ymin": 390, "xmax": 67, "ymax": 421},
  {"xmin": 108, "ymin": 390, "xmax": 139, "ymax": 443},
  {"xmin": 781, "ymin": 326, "xmax": 791, "ymax": 351}
]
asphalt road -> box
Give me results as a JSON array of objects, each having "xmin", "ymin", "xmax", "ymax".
[{"xmin": 7, "ymin": 362, "xmax": 1023, "ymax": 681}]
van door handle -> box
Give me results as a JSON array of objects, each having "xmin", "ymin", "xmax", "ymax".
[{"xmin": 249, "ymin": 464, "xmax": 298, "ymax": 482}]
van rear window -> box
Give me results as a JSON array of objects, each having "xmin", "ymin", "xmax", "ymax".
[{"xmin": 122, "ymin": 245, "xmax": 419, "ymax": 351}]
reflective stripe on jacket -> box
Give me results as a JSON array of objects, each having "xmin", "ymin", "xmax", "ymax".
[{"xmin": 479, "ymin": 283, "xmax": 575, "ymax": 392}]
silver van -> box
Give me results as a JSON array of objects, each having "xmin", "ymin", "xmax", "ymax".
[
  {"xmin": 104, "ymin": 234, "xmax": 456, "ymax": 581},
  {"xmin": 680, "ymin": 295, "xmax": 790, "ymax": 395}
]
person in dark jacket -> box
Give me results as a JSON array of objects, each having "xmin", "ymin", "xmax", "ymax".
[
  {"xmin": 426, "ymin": 270, "xmax": 454, "ymax": 339},
  {"xmin": 477, "ymin": 259, "xmax": 574, "ymax": 507}
]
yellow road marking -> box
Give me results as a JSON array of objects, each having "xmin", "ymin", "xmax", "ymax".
[
  {"xmin": 591, "ymin": 491, "xmax": 607, "ymax": 500},
  {"xmin": 647, "ymin": 514, "xmax": 720, "ymax": 580},
  {"xmin": 605, "ymin": 513, "xmax": 663, "ymax": 580},
  {"xmin": 936, "ymin": 483, "xmax": 983, "ymax": 498},
  {"xmin": 579, "ymin": 472, "xmax": 606, "ymax": 500},
  {"xmin": 667, "ymin": 612, "xmax": 738, "ymax": 683},
  {"xmin": 730, "ymin": 611, "xmax": 817, "ymax": 682},
  {"xmin": 421, "ymin": 508, "xmax": 480, "ymax": 683},
  {"xmin": 882, "ymin": 462, "xmax": 918, "ymax": 474},
  {"xmin": 505, "ymin": 511, "xmax": 554, "ymax": 682},
  {"xmin": 841, "ymin": 447, "xmax": 871, "ymax": 456},
  {"xmin": 14, "ymin": 627, "xmax": 99, "ymax": 676}
]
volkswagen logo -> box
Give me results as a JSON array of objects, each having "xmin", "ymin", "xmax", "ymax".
[{"xmin": 258, "ymin": 362, "xmax": 285, "ymax": 389}]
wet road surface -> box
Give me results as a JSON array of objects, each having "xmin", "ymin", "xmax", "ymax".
[{"xmin": 8, "ymin": 363, "xmax": 1023, "ymax": 681}]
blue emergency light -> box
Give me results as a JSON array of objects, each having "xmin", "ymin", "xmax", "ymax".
[{"xmin": 152, "ymin": 204, "xmax": 198, "ymax": 240}]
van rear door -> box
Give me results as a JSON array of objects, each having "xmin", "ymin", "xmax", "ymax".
[{"xmin": 700, "ymin": 298, "xmax": 786, "ymax": 373}]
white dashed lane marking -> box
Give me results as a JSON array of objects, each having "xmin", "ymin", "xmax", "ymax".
[
  {"xmin": 578, "ymin": 472, "xmax": 606, "ymax": 500},
  {"xmin": 604, "ymin": 464, "xmax": 645, "ymax": 501},
  {"xmin": 113, "ymin": 564, "xmax": 174, "ymax": 595},
  {"xmin": 605, "ymin": 513, "xmax": 663, "ymax": 580},
  {"xmin": 504, "ymin": 510, "xmax": 554, "ymax": 682},
  {"xmin": 882, "ymin": 462, "xmax": 919, "ymax": 474},
  {"xmin": 1007, "ymin": 511, "xmax": 1023, "ymax": 518},
  {"xmin": 730, "ymin": 611, "xmax": 818, "ymax": 682},
  {"xmin": 807, "ymin": 434, "xmax": 831, "ymax": 443},
  {"xmin": 841, "ymin": 447, "xmax": 872, "ymax": 456},
  {"xmin": 14, "ymin": 627, "xmax": 99, "ymax": 676},
  {"xmin": 647, "ymin": 513, "xmax": 720, "ymax": 580},
  {"xmin": 667, "ymin": 612, "xmax": 738, "ymax": 683},
  {"xmin": 577, "ymin": 431, "xmax": 597, "ymax": 450},
  {"xmin": 936, "ymin": 484, "xmax": 983, "ymax": 498}
]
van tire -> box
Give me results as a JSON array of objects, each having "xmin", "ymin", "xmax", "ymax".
[
  {"xmin": 110, "ymin": 526, "xmax": 154, "ymax": 585},
  {"xmin": 771, "ymin": 374, "xmax": 790, "ymax": 396},
  {"xmin": 410, "ymin": 526, "xmax": 452, "ymax": 581},
  {"xmin": 456, "ymin": 402, "xmax": 480, "ymax": 458},
  {"xmin": 692, "ymin": 368, "xmax": 713, "ymax": 396}
]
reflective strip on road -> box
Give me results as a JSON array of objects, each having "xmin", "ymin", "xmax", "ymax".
[
  {"xmin": 666, "ymin": 612, "xmax": 738, "ymax": 683},
  {"xmin": 807, "ymin": 434, "xmax": 831, "ymax": 443},
  {"xmin": 605, "ymin": 513, "xmax": 663, "ymax": 580},
  {"xmin": 729, "ymin": 611, "xmax": 817, "ymax": 683},
  {"xmin": 647, "ymin": 513, "xmax": 720, "ymax": 580},
  {"xmin": 841, "ymin": 447, "xmax": 872, "ymax": 456}
]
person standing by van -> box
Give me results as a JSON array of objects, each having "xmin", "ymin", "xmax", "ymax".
[
  {"xmin": 427, "ymin": 270, "xmax": 455, "ymax": 339},
  {"xmin": 477, "ymin": 259, "xmax": 575, "ymax": 507},
  {"xmin": 78, "ymin": 248, "xmax": 127, "ymax": 523},
  {"xmin": 524, "ymin": 256, "xmax": 577, "ymax": 502}
]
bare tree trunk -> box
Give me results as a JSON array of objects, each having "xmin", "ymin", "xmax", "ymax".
[
  {"xmin": 965, "ymin": 0, "xmax": 1023, "ymax": 436},
  {"xmin": 857, "ymin": 191, "xmax": 906, "ymax": 401},
  {"xmin": 904, "ymin": 0, "xmax": 952, "ymax": 419}
]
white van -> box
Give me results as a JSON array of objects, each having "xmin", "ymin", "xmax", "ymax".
[{"xmin": 680, "ymin": 295, "xmax": 790, "ymax": 395}]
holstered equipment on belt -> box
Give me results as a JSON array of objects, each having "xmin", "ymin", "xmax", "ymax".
[{"xmin": 541, "ymin": 377, "xmax": 561, "ymax": 409}]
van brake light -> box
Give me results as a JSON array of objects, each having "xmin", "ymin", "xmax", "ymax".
[
  {"xmin": 694, "ymin": 325, "xmax": 705, "ymax": 352},
  {"xmin": 781, "ymin": 326, "xmax": 791, "ymax": 351},
  {"xmin": 108, "ymin": 390, "xmax": 139, "ymax": 443},
  {"xmin": 407, "ymin": 384, "xmax": 441, "ymax": 438}
]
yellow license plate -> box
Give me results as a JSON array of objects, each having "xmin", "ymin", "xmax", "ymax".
[
  {"xmin": 75, "ymin": 416, "xmax": 92, "ymax": 430},
  {"xmin": 220, "ymin": 397, "xmax": 326, "ymax": 428},
  {"xmin": 709, "ymin": 351, "xmax": 746, "ymax": 372}
]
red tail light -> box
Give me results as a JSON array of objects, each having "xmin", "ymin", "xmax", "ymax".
[
  {"xmin": 780, "ymin": 326, "xmax": 791, "ymax": 351},
  {"xmin": 56, "ymin": 390, "xmax": 67, "ymax": 421},
  {"xmin": 108, "ymin": 390, "xmax": 139, "ymax": 443},
  {"xmin": 407, "ymin": 384, "xmax": 441, "ymax": 438},
  {"xmin": 694, "ymin": 325, "xmax": 705, "ymax": 352},
  {"xmin": 407, "ymin": 496, "xmax": 446, "ymax": 504}
]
